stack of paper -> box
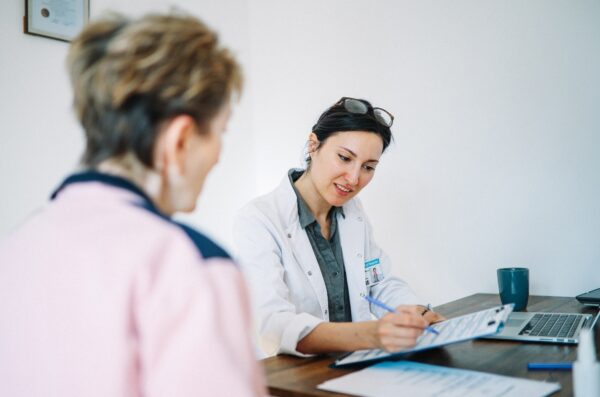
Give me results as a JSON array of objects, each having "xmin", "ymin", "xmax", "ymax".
[{"xmin": 318, "ymin": 361, "xmax": 560, "ymax": 397}]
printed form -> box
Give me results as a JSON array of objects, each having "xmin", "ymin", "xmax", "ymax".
[
  {"xmin": 335, "ymin": 304, "xmax": 514, "ymax": 367},
  {"xmin": 318, "ymin": 361, "xmax": 560, "ymax": 397}
]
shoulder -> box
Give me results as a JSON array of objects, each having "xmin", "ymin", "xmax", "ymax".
[
  {"xmin": 173, "ymin": 222, "xmax": 231, "ymax": 260},
  {"xmin": 131, "ymin": 200, "xmax": 231, "ymax": 260},
  {"xmin": 236, "ymin": 175, "xmax": 297, "ymax": 225}
]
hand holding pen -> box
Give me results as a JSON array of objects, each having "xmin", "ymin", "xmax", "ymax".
[
  {"xmin": 365, "ymin": 295, "xmax": 440, "ymax": 335},
  {"xmin": 364, "ymin": 295, "xmax": 441, "ymax": 352}
]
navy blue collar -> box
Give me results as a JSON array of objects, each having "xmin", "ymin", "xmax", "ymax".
[
  {"xmin": 51, "ymin": 170, "xmax": 163, "ymax": 215},
  {"xmin": 50, "ymin": 170, "xmax": 231, "ymax": 260}
]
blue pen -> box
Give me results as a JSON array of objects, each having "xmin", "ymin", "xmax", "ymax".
[
  {"xmin": 363, "ymin": 295, "xmax": 440, "ymax": 335},
  {"xmin": 527, "ymin": 362, "xmax": 572, "ymax": 371}
]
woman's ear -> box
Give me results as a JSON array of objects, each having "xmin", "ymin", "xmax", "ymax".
[
  {"xmin": 307, "ymin": 132, "xmax": 320, "ymax": 154},
  {"xmin": 154, "ymin": 115, "xmax": 197, "ymax": 176}
]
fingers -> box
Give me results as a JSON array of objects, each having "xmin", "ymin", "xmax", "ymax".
[
  {"xmin": 378, "ymin": 336, "xmax": 419, "ymax": 352},
  {"xmin": 376, "ymin": 312, "xmax": 430, "ymax": 352},
  {"xmin": 395, "ymin": 305, "xmax": 427, "ymax": 316},
  {"xmin": 424, "ymin": 311, "xmax": 446, "ymax": 323},
  {"xmin": 384, "ymin": 311, "xmax": 429, "ymax": 328},
  {"xmin": 395, "ymin": 305, "xmax": 446, "ymax": 324}
]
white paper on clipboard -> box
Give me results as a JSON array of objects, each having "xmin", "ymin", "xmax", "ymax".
[{"xmin": 333, "ymin": 304, "xmax": 514, "ymax": 368}]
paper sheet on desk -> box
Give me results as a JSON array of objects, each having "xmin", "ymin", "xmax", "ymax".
[
  {"xmin": 334, "ymin": 304, "xmax": 514, "ymax": 367},
  {"xmin": 318, "ymin": 361, "xmax": 561, "ymax": 397}
]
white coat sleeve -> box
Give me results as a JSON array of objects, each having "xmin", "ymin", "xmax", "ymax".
[
  {"xmin": 233, "ymin": 209, "xmax": 324, "ymax": 357},
  {"xmin": 360, "ymin": 206, "xmax": 425, "ymax": 318}
]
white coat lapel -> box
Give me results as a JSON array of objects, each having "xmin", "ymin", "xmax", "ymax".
[
  {"xmin": 338, "ymin": 204, "xmax": 370, "ymax": 321},
  {"xmin": 277, "ymin": 176, "xmax": 329, "ymax": 312},
  {"xmin": 285, "ymin": 221, "xmax": 328, "ymax": 309}
]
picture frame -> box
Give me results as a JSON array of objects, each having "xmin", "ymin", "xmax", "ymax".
[{"xmin": 24, "ymin": 0, "xmax": 90, "ymax": 42}]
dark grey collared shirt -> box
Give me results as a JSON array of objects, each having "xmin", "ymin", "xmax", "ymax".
[{"xmin": 288, "ymin": 169, "xmax": 352, "ymax": 322}]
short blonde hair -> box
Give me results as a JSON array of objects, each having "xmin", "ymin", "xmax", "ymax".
[{"xmin": 67, "ymin": 13, "xmax": 242, "ymax": 167}]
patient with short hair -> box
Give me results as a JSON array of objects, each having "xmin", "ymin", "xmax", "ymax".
[{"xmin": 0, "ymin": 12, "xmax": 265, "ymax": 397}]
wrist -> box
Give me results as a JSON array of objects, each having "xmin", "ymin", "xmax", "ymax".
[{"xmin": 365, "ymin": 320, "xmax": 381, "ymax": 349}]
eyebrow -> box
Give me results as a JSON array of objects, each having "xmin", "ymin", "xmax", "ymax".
[{"xmin": 339, "ymin": 146, "xmax": 379, "ymax": 163}]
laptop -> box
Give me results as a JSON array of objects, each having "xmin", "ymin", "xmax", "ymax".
[{"xmin": 483, "ymin": 310, "xmax": 596, "ymax": 344}]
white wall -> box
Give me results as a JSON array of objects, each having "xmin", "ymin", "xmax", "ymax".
[
  {"xmin": 1, "ymin": 1, "xmax": 82, "ymax": 234},
  {"xmin": 2, "ymin": 0, "xmax": 599, "ymax": 305},
  {"xmin": 0, "ymin": 0, "xmax": 257, "ymax": 249},
  {"xmin": 247, "ymin": 1, "xmax": 600, "ymax": 304}
]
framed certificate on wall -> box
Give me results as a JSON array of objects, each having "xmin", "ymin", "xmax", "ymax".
[{"xmin": 24, "ymin": 0, "xmax": 90, "ymax": 42}]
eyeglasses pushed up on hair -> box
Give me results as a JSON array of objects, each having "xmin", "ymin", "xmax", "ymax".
[{"xmin": 337, "ymin": 97, "xmax": 394, "ymax": 128}]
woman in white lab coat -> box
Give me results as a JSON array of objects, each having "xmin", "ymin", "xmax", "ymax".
[{"xmin": 234, "ymin": 97, "xmax": 443, "ymax": 357}]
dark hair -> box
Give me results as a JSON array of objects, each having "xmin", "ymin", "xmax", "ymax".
[
  {"xmin": 310, "ymin": 98, "xmax": 393, "ymax": 155},
  {"xmin": 67, "ymin": 13, "xmax": 242, "ymax": 168}
]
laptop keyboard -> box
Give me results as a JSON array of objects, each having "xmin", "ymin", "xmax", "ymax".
[{"xmin": 519, "ymin": 314, "xmax": 582, "ymax": 338}]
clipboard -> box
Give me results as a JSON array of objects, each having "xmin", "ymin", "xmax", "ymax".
[{"xmin": 333, "ymin": 303, "xmax": 514, "ymax": 368}]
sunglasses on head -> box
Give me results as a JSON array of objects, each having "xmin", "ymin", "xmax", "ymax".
[{"xmin": 336, "ymin": 97, "xmax": 394, "ymax": 128}]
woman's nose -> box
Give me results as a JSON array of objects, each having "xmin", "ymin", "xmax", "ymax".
[{"xmin": 345, "ymin": 166, "xmax": 360, "ymax": 186}]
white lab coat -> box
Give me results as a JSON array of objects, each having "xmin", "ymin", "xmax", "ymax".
[{"xmin": 233, "ymin": 173, "xmax": 421, "ymax": 357}]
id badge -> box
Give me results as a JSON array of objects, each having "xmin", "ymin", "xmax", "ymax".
[{"xmin": 364, "ymin": 258, "xmax": 384, "ymax": 287}]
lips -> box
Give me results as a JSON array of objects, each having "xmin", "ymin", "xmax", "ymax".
[{"xmin": 334, "ymin": 183, "xmax": 353, "ymax": 196}]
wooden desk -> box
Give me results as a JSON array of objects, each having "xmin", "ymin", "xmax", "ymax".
[{"xmin": 262, "ymin": 293, "xmax": 599, "ymax": 397}]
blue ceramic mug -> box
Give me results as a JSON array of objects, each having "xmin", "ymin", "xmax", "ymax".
[{"xmin": 497, "ymin": 267, "xmax": 529, "ymax": 311}]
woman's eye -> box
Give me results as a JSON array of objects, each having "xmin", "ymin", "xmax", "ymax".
[
  {"xmin": 363, "ymin": 164, "xmax": 376, "ymax": 172},
  {"xmin": 338, "ymin": 154, "xmax": 350, "ymax": 162}
]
